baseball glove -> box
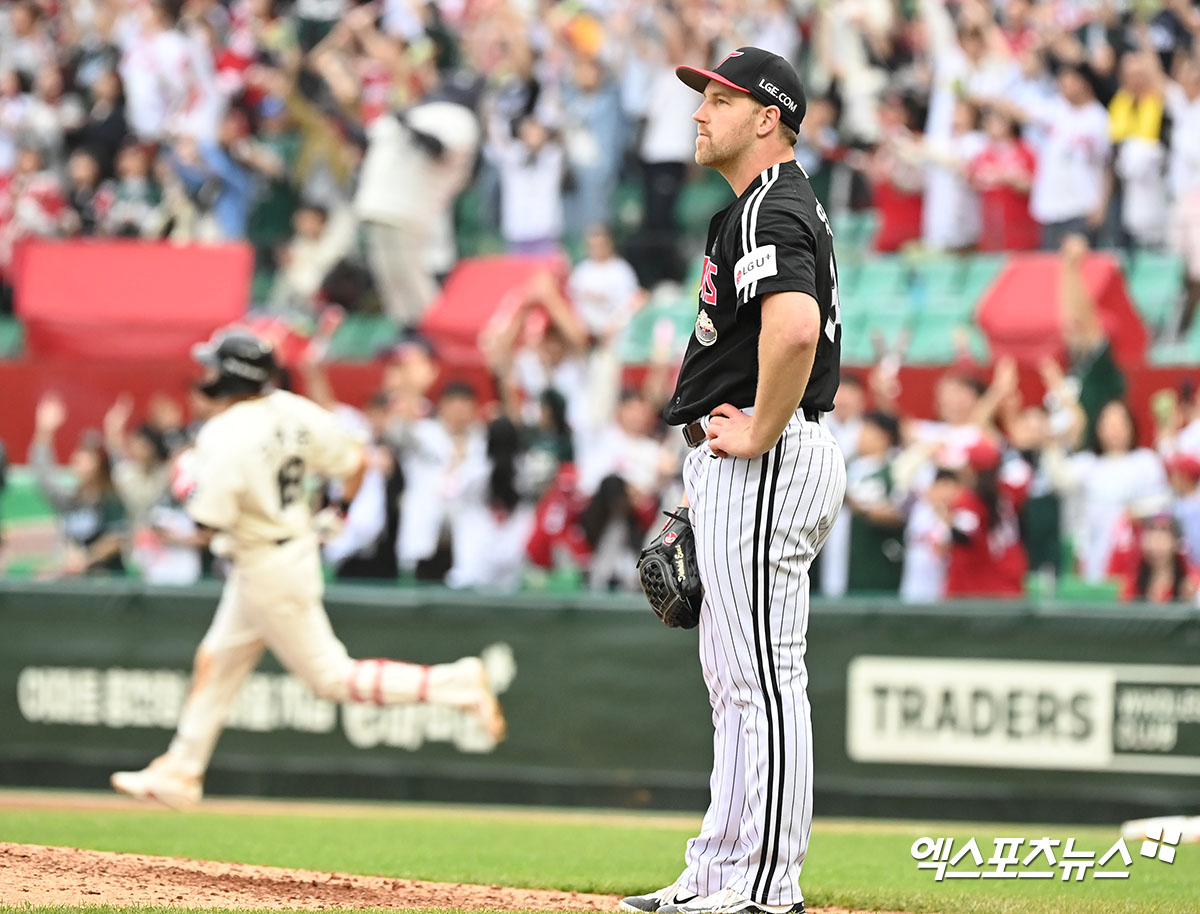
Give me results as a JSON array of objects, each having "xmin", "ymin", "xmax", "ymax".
[{"xmin": 637, "ymin": 508, "xmax": 703, "ymax": 629}]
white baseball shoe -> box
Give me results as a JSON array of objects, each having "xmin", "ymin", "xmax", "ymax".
[
  {"xmin": 619, "ymin": 878, "xmax": 700, "ymax": 912},
  {"xmin": 458, "ymin": 657, "xmax": 507, "ymax": 743},
  {"xmin": 110, "ymin": 756, "xmax": 202, "ymax": 810},
  {"xmin": 658, "ymin": 888, "xmax": 805, "ymax": 914}
]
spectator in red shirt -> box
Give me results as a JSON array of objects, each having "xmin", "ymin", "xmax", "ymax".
[
  {"xmin": 969, "ymin": 107, "xmax": 1039, "ymax": 251},
  {"xmin": 945, "ymin": 437, "xmax": 1031, "ymax": 598},
  {"xmin": 0, "ymin": 144, "xmax": 68, "ymax": 276},
  {"xmin": 1119, "ymin": 513, "xmax": 1200, "ymax": 604},
  {"xmin": 867, "ymin": 93, "xmax": 924, "ymax": 253}
]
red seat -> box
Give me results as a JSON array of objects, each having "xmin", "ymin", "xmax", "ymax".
[
  {"xmin": 14, "ymin": 239, "xmax": 253, "ymax": 359},
  {"xmin": 976, "ymin": 252, "xmax": 1148, "ymax": 367}
]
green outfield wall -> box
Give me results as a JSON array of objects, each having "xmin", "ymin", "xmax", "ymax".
[{"xmin": 2, "ymin": 579, "xmax": 1200, "ymax": 823}]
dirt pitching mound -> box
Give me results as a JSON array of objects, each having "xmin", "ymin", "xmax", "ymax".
[{"xmin": 0, "ymin": 842, "xmax": 621, "ymax": 910}]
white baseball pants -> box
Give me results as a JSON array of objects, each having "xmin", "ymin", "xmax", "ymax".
[
  {"xmin": 677, "ymin": 410, "xmax": 845, "ymax": 907},
  {"xmin": 163, "ymin": 535, "xmax": 484, "ymax": 778}
]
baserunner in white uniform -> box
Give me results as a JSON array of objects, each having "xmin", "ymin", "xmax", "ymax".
[
  {"xmin": 622, "ymin": 48, "xmax": 845, "ymax": 914},
  {"xmin": 111, "ymin": 331, "xmax": 505, "ymax": 808}
]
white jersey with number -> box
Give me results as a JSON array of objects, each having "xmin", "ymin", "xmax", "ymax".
[{"xmin": 187, "ymin": 390, "xmax": 363, "ymax": 551}]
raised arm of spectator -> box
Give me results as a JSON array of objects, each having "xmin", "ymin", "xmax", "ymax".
[
  {"xmin": 308, "ymin": 31, "xmax": 363, "ymax": 117},
  {"xmin": 529, "ymin": 271, "xmax": 588, "ymax": 353},
  {"xmin": 102, "ymin": 394, "xmax": 134, "ymax": 460},
  {"xmin": 972, "ymin": 356, "xmax": 1020, "ymax": 430},
  {"xmin": 346, "ymin": 3, "xmax": 406, "ymax": 75},
  {"xmin": 1059, "ymin": 234, "xmax": 1107, "ymax": 357},
  {"xmin": 918, "ymin": 0, "xmax": 959, "ymax": 63},
  {"xmin": 27, "ymin": 393, "xmax": 74, "ymax": 512},
  {"xmin": 484, "ymin": 296, "xmax": 534, "ymax": 377},
  {"xmin": 1038, "ymin": 357, "xmax": 1088, "ymax": 490},
  {"xmin": 200, "ymin": 141, "xmax": 256, "ymax": 200},
  {"xmin": 264, "ymin": 67, "xmax": 359, "ymax": 186}
]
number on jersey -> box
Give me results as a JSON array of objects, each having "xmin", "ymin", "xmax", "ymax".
[
  {"xmin": 813, "ymin": 201, "xmax": 842, "ymax": 342},
  {"xmin": 277, "ymin": 456, "xmax": 305, "ymax": 508}
]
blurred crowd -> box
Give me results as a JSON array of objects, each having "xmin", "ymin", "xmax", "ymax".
[
  {"xmin": 3, "ymin": 0, "xmax": 1200, "ymax": 603},
  {"xmin": 5, "ymin": 232, "xmax": 1200, "ymax": 605},
  {"xmin": 823, "ymin": 234, "xmax": 1200, "ymax": 605},
  {"xmin": 7, "ymin": 228, "xmax": 691, "ymax": 593},
  {"xmin": 0, "ymin": 0, "xmax": 1196, "ymax": 322}
]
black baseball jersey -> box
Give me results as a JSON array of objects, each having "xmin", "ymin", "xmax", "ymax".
[{"xmin": 663, "ymin": 160, "xmax": 841, "ymax": 426}]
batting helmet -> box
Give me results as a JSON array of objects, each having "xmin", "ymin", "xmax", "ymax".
[{"xmin": 192, "ymin": 330, "xmax": 278, "ymax": 399}]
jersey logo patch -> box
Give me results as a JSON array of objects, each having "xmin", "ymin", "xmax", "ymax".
[
  {"xmin": 700, "ymin": 256, "xmax": 718, "ymax": 306},
  {"xmin": 695, "ymin": 309, "xmax": 718, "ymax": 346},
  {"xmin": 734, "ymin": 245, "xmax": 778, "ymax": 296}
]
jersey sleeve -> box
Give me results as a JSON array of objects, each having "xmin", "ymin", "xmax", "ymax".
[
  {"xmin": 186, "ymin": 425, "xmax": 243, "ymax": 531},
  {"xmin": 297, "ymin": 397, "xmax": 365, "ymax": 479},
  {"xmin": 732, "ymin": 190, "xmax": 819, "ymax": 308}
]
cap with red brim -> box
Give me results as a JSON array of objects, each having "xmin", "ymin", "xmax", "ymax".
[{"xmin": 674, "ymin": 46, "xmax": 806, "ymax": 132}]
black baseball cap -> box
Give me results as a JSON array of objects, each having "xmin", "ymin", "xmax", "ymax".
[{"xmin": 676, "ymin": 47, "xmax": 807, "ymax": 132}]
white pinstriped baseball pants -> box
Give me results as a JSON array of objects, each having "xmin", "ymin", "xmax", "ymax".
[{"xmin": 677, "ymin": 409, "xmax": 845, "ymax": 907}]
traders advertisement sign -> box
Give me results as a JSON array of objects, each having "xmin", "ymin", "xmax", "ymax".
[{"xmin": 847, "ymin": 656, "xmax": 1200, "ymax": 775}]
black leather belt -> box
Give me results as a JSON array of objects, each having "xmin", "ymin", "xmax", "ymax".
[{"xmin": 682, "ymin": 406, "xmax": 822, "ymax": 449}]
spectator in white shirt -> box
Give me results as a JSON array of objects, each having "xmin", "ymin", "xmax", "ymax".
[
  {"xmin": 1167, "ymin": 453, "xmax": 1200, "ymax": 565},
  {"xmin": 492, "ymin": 113, "xmax": 565, "ymax": 255},
  {"xmin": 447, "ymin": 417, "xmax": 535, "ymax": 592},
  {"xmin": 900, "ymin": 468, "xmax": 960, "ymax": 604},
  {"xmin": 1050, "ymin": 399, "xmax": 1169, "ymax": 583},
  {"xmin": 0, "ymin": 1, "xmax": 55, "ymax": 81},
  {"xmin": 354, "ymin": 81, "xmax": 482, "ymax": 327},
  {"xmin": 567, "ymin": 226, "xmax": 639, "ymax": 340},
  {"xmin": 486, "ymin": 271, "xmax": 591, "ymax": 434},
  {"xmin": 117, "ymin": 0, "xmax": 220, "ymax": 143},
  {"xmin": 917, "ymin": 100, "xmax": 987, "ymax": 251},
  {"xmin": 1016, "ymin": 62, "xmax": 1111, "ymax": 249},
  {"xmin": 393, "ymin": 381, "xmax": 487, "ymax": 581},
  {"xmin": 577, "ymin": 389, "xmax": 662, "ymax": 498},
  {"xmin": 270, "ymin": 202, "xmax": 356, "ymax": 314},
  {"xmin": 1166, "ymin": 51, "xmax": 1200, "ymax": 331},
  {"xmin": 821, "ymin": 373, "xmax": 866, "ymax": 598}
]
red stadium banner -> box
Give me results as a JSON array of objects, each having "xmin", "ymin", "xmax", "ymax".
[
  {"xmin": 977, "ymin": 252, "xmax": 1149, "ymax": 368},
  {"xmin": 13, "ymin": 240, "xmax": 253, "ymax": 360}
]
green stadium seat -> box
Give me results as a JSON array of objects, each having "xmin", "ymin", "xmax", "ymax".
[
  {"xmin": 611, "ymin": 180, "xmax": 643, "ymax": 236},
  {"xmin": 904, "ymin": 313, "xmax": 990, "ymax": 366},
  {"xmin": 1053, "ymin": 574, "xmax": 1121, "ymax": 603},
  {"xmin": 961, "ymin": 253, "xmax": 1007, "ymax": 299},
  {"xmin": 677, "ymin": 174, "xmax": 735, "ymax": 239},
  {"xmin": 0, "ymin": 468, "xmax": 56, "ymax": 523},
  {"xmin": 0, "ymin": 316, "xmax": 22, "ymax": 357},
  {"xmin": 858, "ymin": 310, "xmax": 910, "ymax": 356},
  {"xmin": 834, "ymin": 260, "xmax": 859, "ymax": 295},
  {"xmin": 915, "ymin": 291, "xmax": 975, "ymax": 323},
  {"xmin": 843, "ymin": 257, "xmax": 909, "ymax": 318},
  {"xmin": 326, "ymin": 315, "xmax": 398, "ymax": 362},
  {"xmin": 454, "ymin": 186, "xmax": 505, "ymax": 257},
  {"xmin": 905, "ymin": 319, "xmax": 958, "ymax": 365},
  {"xmin": 617, "ymin": 294, "xmax": 697, "ymax": 364},
  {"xmin": 910, "ymin": 256, "xmax": 966, "ymax": 297},
  {"xmin": 1128, "ymin": 251, "xmax": 1185, "ymax": 329},
  {"xmin": 964, "ymin": 326, "xmax": 990, "ymax": 362},
  {"xmin": 840, "ymin": 313, "xmax": 875, "ymax": 365},
  {"xmin": 831, "ymin": 210, "xmax": 878, "ymax": 255}
]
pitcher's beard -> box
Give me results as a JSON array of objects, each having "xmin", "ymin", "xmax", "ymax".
[{"xmin": 694, "ymin": 123, "xmax": 754, "ymax": 168}]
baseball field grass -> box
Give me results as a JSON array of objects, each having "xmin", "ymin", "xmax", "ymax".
[{"xmin": 0, "ymin": 792, "xmax": 1197, "ymax": 914}]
